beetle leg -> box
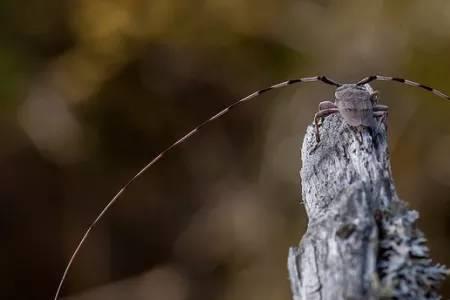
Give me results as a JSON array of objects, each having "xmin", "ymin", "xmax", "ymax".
[
  {"xmin": 374, "ymin": 104, "xmax": 389, "ymax": 125},
  {"xmin": 373, "ymin": 104, "xmax": 388, "ymax": 111},
  {"xmin": 373, "ymin": 110, "xmax": 389, "ymax": 131},
  {"xmin": 319, "ymin": 100, "xmax": 337, "ymax": 110},
  {"xmin": 314, "ymin": 108, "xmax": 339, "ymax": 142},
  {"xmin": 317, "ymin": 101, "xmax": 337, "ymax": 126}
]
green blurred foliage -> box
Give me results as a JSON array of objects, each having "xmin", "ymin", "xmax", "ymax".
[{"xmin": 1, "ymin": 0, "xmax": 449, "ymax": 299}]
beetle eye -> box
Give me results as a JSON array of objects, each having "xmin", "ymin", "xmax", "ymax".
[{"xmin": 370, "ymin": 91, "xmax": 379, "ymax": 103}]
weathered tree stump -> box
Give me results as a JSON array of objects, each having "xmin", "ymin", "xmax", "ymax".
[{"xmin": 288, "ymin": 113, "xmax": 448, "ymax": 300}]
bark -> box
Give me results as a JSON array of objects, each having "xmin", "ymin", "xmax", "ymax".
[{"xmin": 288, "ymin": 113, "xmax": 448, "ymax": 300}]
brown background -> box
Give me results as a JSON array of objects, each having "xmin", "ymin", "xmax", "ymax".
[{"xmin": 1, "ymin": 0, "xmax": 449, "ymax": 299}]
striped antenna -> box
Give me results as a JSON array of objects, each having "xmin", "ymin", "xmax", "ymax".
[
  {"xmin": 357, "ymin": 75, "xmax": 450, "ymax": 100},
  {"xmin": 53, "ymin": 75, "xmax": 340, "ymax": 300}
]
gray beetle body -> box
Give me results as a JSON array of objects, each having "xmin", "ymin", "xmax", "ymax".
[
  {"xmin": 335, "ymin": 84, "xmax": 377, "ymax": 127},
  {"xmin": 314, "ymin": 84, "xmax": 388, "ymax": 141}
]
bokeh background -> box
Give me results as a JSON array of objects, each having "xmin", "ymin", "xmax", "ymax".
[{"xmin": 1, "ymin": 0, "xmax": 450, "ymax": 299}]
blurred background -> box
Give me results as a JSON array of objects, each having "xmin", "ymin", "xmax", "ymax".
[{"xmin": 1, "ymin": 0, "xmax": 450, "ymax": 299}]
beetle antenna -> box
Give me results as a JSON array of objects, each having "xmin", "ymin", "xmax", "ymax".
[
  {"xmin": 53, "ymin": 75, "xmax": 340, "ymax": 300},
  {"xmin": 357, "ymin": 75, "xmax": 450, "ymax": 100}
]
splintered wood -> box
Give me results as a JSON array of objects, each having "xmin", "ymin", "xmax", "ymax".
[{"xmin": 288, "ymin": 114, "xmax": 448, "ymax": 300}]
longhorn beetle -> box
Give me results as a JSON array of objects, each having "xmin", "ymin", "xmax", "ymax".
[{"xmin": 54, "ymin": 75, "xmax": 450, "ymax": 300}]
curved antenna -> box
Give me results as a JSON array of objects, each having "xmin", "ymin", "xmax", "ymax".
[
  {"xmin": 53, "ymin": 75, "xmax": 340, "ymax": 300},
  {"xmin": 357, "ymin": 75, "xmax": 450, "ymax": 100}
]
